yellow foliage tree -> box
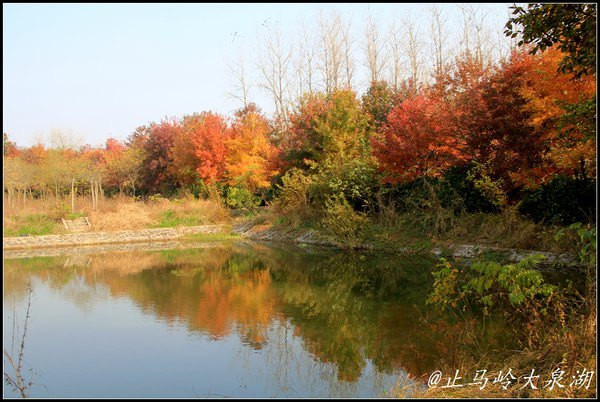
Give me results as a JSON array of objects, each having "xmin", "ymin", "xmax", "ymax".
[{"xmin": 225, "ymin": 108, "xmax": 279, "ymax": 193}]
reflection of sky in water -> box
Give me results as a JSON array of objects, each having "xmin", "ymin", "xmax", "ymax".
[{"xmin": 3, "ymin": 246, "xmax": 424, "ymax": 398}]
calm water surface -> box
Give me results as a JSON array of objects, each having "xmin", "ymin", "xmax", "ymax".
[{"xmin": 2, "ymin": 241, "xmax": 570, "ymax": 398}]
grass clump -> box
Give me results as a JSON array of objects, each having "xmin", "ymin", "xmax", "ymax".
[
  {"xmin": 155, "ymin": 209, "xmax": 204, "ymax": 228},
  {"xmin": 3, "ymin": 214, "xmax": 62, "ymax": 237}
]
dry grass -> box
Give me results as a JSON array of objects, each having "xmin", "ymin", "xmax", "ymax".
[{"xmin": 3, "ymin": 194, "xmax": 231, "ymax": 234}]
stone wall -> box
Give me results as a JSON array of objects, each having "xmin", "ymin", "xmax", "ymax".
[
  {"xmin": 233, "ymin": 222, "xmax": 580, "ymax": 269},
  {"xmin": 3, "ymin": 240, "xmax": 235, "ymax": 260},
  {"xmin": 3, "ymin": 225, "xmax": 224, "ymax": 250}
]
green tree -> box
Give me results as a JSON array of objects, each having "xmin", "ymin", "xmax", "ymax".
[
  {"xmin": 505, "ymin": 3, "xmax": 596, "ymax": 78},
  {"xmin": 360, "ymin": 80, "xmax": 398, "ymax": 132}
]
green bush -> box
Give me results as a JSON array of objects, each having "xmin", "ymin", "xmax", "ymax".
[
  {"xmin": 555, "ymin": 223, "xmax": 596, "ymax": 267},
  {"xmin": 275, "ymin": 168, "xmax": 314, "ymax": 211},
  {"xmin": 321, "ymin": 194, "xmax": 370, "ymax": 249},
  {"xmin": 518, "ymin": 175, "xmax": 596, "ymax": 225},
  {"xmin": 427, "ymin": 255, "xmax": 559, "ymax": 318},
  {"xmin": 381, "ymin": 164, "xmax": 500, "ymax": 215},
  {"xmin": 223, "ymin": 186, "xmax": 260, "ymax": 209},
  {"xmin": 442, "ymin": 165, "xmax": 501, "ymax": 213}
]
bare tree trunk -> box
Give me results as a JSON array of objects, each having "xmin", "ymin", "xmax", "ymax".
[
  {"xmin": 90, "ymin": 180, "xmax": 95, "ymax": 211},
  {"xmin": 364, "ymin": 14, "xmax": 387, "ymax": 84},
  {"xmin": 318, "ymin": 10, "xmax": 343, "ymax": 94},
  {"xmin": 71, "ymin": 178, "xmax": 75, "ymax": 213},
  {"xmin": 299, "ymin": 23, "xmax": 316, "ymax": 95},
  {"xmin": 388, "ymin": 22, "xmax": 402, "ymax": 91},
  {"xmin": 404, "ymin": 17, "xmax": 422, "ymax": 94},
  {"xmin": 340, "ymin": 15, "xmax": 354, "ymax": 89},
  {"xmin": 430, "ymin": 5, "xmax": 448, "ymax": 85},
  {"xmin": 257, "ymin": 23, "xmax": 291, "ymax": 130},
  {"xmin": 228, "ymin": 55, "xmax": 251, "ymax": 109}
]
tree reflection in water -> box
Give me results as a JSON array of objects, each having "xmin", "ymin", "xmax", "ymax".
[{"xmin": 3, "ymin": 242, "xmax": 517, "ymax": 389}]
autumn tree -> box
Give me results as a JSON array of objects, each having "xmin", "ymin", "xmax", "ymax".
[
  {"xmin": 128, "ymin": 119, "xmax": 180, "ymax": 195},
  {"xmin": 517, "ymin": 47, "xmax": 596, "ymax": 185},
  {"xmin": 168, "ymin": 114, "xmax": 204, "ymax": 190},
  {"xmin": 448, "ymin": 50, "xmax": 553, "ymax": 195},
  {"xmin": 225, "ymin": 105, "xmax": 279, "ymax": 193},
  {"xmin": 373, "ymin": 93, "xmax": 466, "ymax": 183},
  {"xmin": 284, "ymin": 90, "xmax": 376, "ymax": 207},
  {"xmin": 3, "ymin": 133, "xmax": 19, "ymax": 157},
  {"xmin": 103, "ymin": 138, "xmax": 143, "ymax": 197},
  {"xmin": 187, "ymin": 112, "xmax": 231, "ymax": 186},
  {"xmin": 3, "ymin": 156, "xmax": 34, "ymax": 209}
]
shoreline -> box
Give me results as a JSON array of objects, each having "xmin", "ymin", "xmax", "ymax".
[
  {"xmin": 3, "ymin": 222, "xmax": 580, "ymax": 270},
  {"xmin": 2, "ymin": 225, "xmax": 225, "ymax": 250}
]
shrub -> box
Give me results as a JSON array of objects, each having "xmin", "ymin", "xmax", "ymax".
[
  {"xmin": 518, "ymin": 175, "xmax": 596, "ymax": 225},
  {"xmin": 427, "ymin": 255, "xmax": 559, "ymax": 319},
  {"xmin": 555, "ymin": 222, "xmax": 597, "ymax": 267},
  {"xmin": 440, "ymin": 165, "xmax": 501, "ymax": 213},
  {"xmin": 49, "ymin": 203, "xmax": 71, "ymax": 220},
  {"xmin": 321, "ymin": 194, "xmax": 370, "ymax": 249},
  {"xmin": 223, "ymin": 186, "xmax": 260, "ymax": 209},
  {"xmin": 274, "ymin": 168, "xmax": 314, "ymax": 211},
  {"xmin": 147, "ymin": 194, "xmax": 169, "ymax": 205},
  {"xmin": 381, "ymin": 164, "xmax": 500, "ymax": 216}
]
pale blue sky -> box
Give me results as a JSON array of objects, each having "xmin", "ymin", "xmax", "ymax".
[{"xmin": 3, "ymin": 3, "xmax": 514, "ymax": 147}]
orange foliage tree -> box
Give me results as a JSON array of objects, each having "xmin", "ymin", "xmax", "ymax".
[
  {"xmin": 225, "ymin": 105, "xmax": 279, "ymax": 192},
  {"xmin": 517, "ymin": 47, "xmax": 596, "ymax": 186},
  {"xmin": 187, "ymin": 112, "xmax": 231, "ymax": 185},
  {"xmin": 373, "ymin": 93, "xmax": 466, "ymax": 183}
]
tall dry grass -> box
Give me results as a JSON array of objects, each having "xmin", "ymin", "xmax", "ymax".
[{"xmin": 3, "ymin": 194, "xmax": 231, "ymax": 233}]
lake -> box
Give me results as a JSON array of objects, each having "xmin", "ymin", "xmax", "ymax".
[{"xmin": 2, "ymin": 240, "xmax": 573, "ymax": 398}]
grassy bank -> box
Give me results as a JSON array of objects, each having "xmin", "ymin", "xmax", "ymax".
[
  {"xmin": 241, "ymin": 203, "xmax": 587, "ymax": 257},
  {"xmin": 3, "ymin": 195, "xmax": 230, "ymax": 236},
  {"xmin": 4, "ymin": 193, "xmax": 589, "ymax": 260}
]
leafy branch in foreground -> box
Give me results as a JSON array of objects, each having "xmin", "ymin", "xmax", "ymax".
[{"xmin": 427, "ymin": 255, "xmax": 559, "ymax": 319}]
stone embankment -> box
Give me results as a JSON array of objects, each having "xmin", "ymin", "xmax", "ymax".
[
  {"xmin": 3, "ymin": 240, "xmax": 232, "ymax": 260},
  {"xmin": 4, "ymin": 221, "xmax": 580, "ymax": 270},
  {"xmin": 232, "ymin": 222, "xmax": 579, "ymax": 268},
  {"xmin": 232, "ymin": 221, "xmax": 332, "ymax": 246},
  {"xmin": 3, "ymin": 225, "xmax": 224, "ymax": 250}
]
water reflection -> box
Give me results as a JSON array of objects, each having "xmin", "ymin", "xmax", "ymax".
[{"xmin": 3, "ymin": 242, "xmax": 521, "ymax": 396}]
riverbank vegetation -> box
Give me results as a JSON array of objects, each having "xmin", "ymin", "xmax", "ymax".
[
  {"xmin": 396, "ymin": 221, "xmax": 596, "ymax": 398},
  {"xmin": 2, "ymin": 4, "xmax": 596, "ymax": 397}
]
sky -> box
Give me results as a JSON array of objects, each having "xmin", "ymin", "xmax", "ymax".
[{"xmin": 3, "ymin": 3, "xmax": 514, "ymax": 148}]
